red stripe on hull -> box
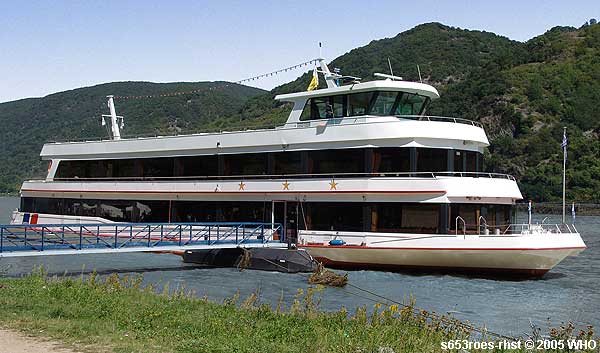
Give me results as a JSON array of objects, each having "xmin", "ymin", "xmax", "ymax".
[
  {"xmin": 313, "ymin": 257, "xmax": 550, "ymax": 279},
  {"xmin": 301, "ymin": 244, "xmax": 586, "ymax": 251}
]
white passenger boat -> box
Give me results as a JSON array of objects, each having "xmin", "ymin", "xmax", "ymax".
[{"xmin": 12, "ymin": 58, "xmax": 586, "ymax": 277}]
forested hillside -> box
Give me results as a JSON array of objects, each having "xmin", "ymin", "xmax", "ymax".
[
  {"xmin": 1, "ymin": 22, "xmax": 598, "ymax": 202},
  {"xmin": 0, "ymin": 82, "xmax": 264, "ymax": 192}
]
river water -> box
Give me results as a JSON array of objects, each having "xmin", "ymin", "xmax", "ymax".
[{"xmin": 1, "ymin": 196, "xmax": 598, "ymax": 337}]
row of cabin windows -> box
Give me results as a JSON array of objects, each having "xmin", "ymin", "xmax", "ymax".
[
  {"xmin": 300, "ymin": 91, "xmax": 430, "ymax": 121},
  {"xmin": 20, "ymin": 197, "xmax": 513, "ymax": 234},
  {"xmin": 54, "ymin": 147, "xmax": 482, "ymax": 180}
]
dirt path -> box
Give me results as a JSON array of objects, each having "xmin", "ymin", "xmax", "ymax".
[{"xmin": 0, "ymin": 329, "xmax": 79, "ymax": 353}]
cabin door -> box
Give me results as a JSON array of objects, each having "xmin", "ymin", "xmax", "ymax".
[{"xmin": 271, "ymin": 201, "xmax": 298, "ymax": 244}]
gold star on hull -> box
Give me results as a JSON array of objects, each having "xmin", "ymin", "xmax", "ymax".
[{"xmin": 329, "ymin": 180, "xmax": 338, "ymax": 190}]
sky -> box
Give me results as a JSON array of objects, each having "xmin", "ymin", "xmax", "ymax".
[{"xmin": 1, "ymin": 0, "xmax": 598, "ymax": 103}]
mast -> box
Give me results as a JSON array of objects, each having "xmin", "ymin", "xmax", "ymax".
[
  {"xmin": 103, "ymin": 95, "xmax": 123, "ymax": 140},
  {"xmin": 317, "ymin": 58, "xmax": 338, "ymax": 88},
  {"xmin": 562, "ymin": 126, "xmax": 567, "ymax": 224}
]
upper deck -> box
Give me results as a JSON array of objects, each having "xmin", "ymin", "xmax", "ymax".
[
  {"xmin": 40, "ymin": 114, "xmax": 489, "ymax": 160},
  {"xmin": 40, "ymin": 60, "xmax": 487, "ymax": 161}
]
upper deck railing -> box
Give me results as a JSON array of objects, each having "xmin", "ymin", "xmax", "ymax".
[
  {"xmin": 396, "ymin": 115, "xmax": 483, "ymax": 128},
  {"xmin": 46, "ymin": 115, "xmax": 483, "ymax": 144},
  {"xmin": 51, "ymin": 171, "xmax": 516, "ymax": 182}
]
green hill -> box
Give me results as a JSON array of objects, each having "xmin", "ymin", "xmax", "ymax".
[
  {"xmin": 0, "ymin": 82, "xmax": 265, "ymax": 193},
  {"xmin": 1, "ymin": 22, "xmax": 599, "ymax": 202}
]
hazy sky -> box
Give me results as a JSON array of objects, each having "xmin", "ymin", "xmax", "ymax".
[{"xmin": 1, "ymin": 0, "xmax": 598, "ymax": 103}]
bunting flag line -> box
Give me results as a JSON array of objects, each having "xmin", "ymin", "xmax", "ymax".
[{"xmin": 113, "ymin": 58, "xmax": 320, "ymax": 100}]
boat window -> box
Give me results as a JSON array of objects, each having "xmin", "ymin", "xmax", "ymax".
[
  {"xmin": 272, "ymin": 151, "xmax": 302, "ymax": 175},
  {"xmin": 304, "ymin": 202, "xmax": 364, "ymax": 232},
  {"xmin": 300, "ymin": 97, "xmax": 328, "ymax": 120},
  {"xmin": 98, "ymin": 200, "xmax": 133, "ymax": 222},
  {"xmin": 465, "ymin": 151, "xmax": 478, "ymax": 172},
  {"xmin": 348, "ymin": 92, "xmax": 375, "ymax": 116},
  {"xmin": 331, "ymin": 95, "xmax": 346, "ymax": 118},
  {"xmin": 417, "ymin": 148, "xmax": 448, "ymax": 172},
  {"xmin": 140, "ymin": 158, "xmax": 173, "ymax": 178},
  {"xmin": 135, "ymin": 200, "xmax": 171, "ymax": 222},
  {"xmin": 393, "ymin": 93, "xmax": 429, "ymax": 115},
  {"xmin": 20, "ymin": 197, "xmax": 513, "ymax": 235},
  {"xmin": 172, "ymin": 201, "xmax": 218, "ymax": 222},
  {"xmin": 71, "ymin": 200, "xmax": 99, "ymax": 217},
  {"xmin": 222, "ymin": 153, "xmax": 267, "ymax": 175},
  {"xmin": 450, "ymin": 204, "xmax": 512, "ymax": 232},
  {"xmin": 369, "ymin": 91, "xmax": 398, "ymax": 115},
  {"xmin": 110, "ymin": 159, "xmax": 136, "ymax": 178},
  {"xmin": 300, "ymin": 95, "xmax": 347, "ymax": 120},
  {"xmin": 453, "ymin": 151, "xmax": 464, "ymax": 172},
  {"xmin": 179, "ymin": 155, "xmax": 218, "ymax": 177},
  {"xmin": 373, "ymin": 148, "xmax": 410, "ymax": 173},
  {"xmin": 55, "ymin": 161, "xmax": 88, "ymax": 179},
  {"xmin": 308, "ymin": 149, "xmax": 364, "ymax": 174}
]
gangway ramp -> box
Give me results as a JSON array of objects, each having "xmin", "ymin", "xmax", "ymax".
[{"xmin": 0, "ymin": 222, "xmax": 285, "ymax": 258}]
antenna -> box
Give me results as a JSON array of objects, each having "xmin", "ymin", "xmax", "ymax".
[
  {"xmin": 417, "ymin": 64, "xmax": 423, "ymax": 83},
  {"xmin": 387, "ymin": 58, "xmax": 394, "ymax": 76},
  {"xmin": 319, "ymin": 42, "xmax": 322, "ymax": 59},
  {"xmin": 102, "ymin": 95, "xmax": 124, "ymax": 140}
]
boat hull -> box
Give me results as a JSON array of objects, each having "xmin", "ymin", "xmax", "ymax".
[{"xmin": 299, "ymin": 230, "xmax": 586, "ymax": 278}]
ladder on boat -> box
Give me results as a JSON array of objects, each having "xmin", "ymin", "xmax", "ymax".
[{"xmin": 0, "ymin": 222, "xmax": 284, "ymax": 258}]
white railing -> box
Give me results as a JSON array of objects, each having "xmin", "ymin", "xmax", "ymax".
[
  {"xmin": 502, "ymin": 223, "xmax": 578, "ymax": 235},
  {"xmin": 51, "ymin": 171, "xmax": 516, "ymax": 182}
]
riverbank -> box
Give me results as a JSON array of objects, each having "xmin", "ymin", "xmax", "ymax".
[
  {"xmin": 0, "ymin": 271, "xmax": 595, "ymax": 353},
  {"xmin": 0, "ymin": 329, "xmax": 78, "ymax": 353}
]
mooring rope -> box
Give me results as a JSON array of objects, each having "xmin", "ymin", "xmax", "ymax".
[{"xmin": 243, "ymin": 250, "xmax": 518, "ymax": 341}]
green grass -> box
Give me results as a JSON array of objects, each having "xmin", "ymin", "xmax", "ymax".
[{"xmin": 0, "ymin": 270, "xmax": 595, "ymax": 352}]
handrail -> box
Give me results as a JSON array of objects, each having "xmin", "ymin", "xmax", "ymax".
[
  {"xmin": 395, "ymin": 115, "xmax": 483, "ymax": 128},
  {"xmin": 477, "ymin": 216, "xmax": 488, "ymax": 235},
  {"xmin": 455, "ymin": 216, "xmax": 466, "ymax": 236},
  {"xmin": 0, "ymin": 222, "xmax": 283, "ymax": 255},
  {"xmin": 49, "ymin": 171, "xmax": 516, "ymax": 182},
  {"xmin": 46, "ymin": 115, "xmax": 483, "ymax": 144}
]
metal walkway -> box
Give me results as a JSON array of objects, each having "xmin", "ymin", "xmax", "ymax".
[{"xmin": 0, "ymin": 222, "xmax": 284, "ymax": 257}]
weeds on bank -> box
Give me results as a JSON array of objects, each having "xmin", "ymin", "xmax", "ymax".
[{"xmin": 0, "ymin": 268, "xmax": 596, "ymax": 353}]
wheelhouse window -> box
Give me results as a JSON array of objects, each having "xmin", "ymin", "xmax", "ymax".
[
  {"xmin": 300, "ymin": 95, "xmax": 346, "ymax": 120},
  {"xmin": 348, "ymin": 92, "xmax": 375, "ymax": 116},
  {"xmin": 394, "ymin": 93, "xmax": 428, "ymax": 115},
  {"xmin": 299, "ymin": 91, "xmax": 430, "ymax": 121},
  {"xmin": 369, "ymin": 91, "xmax": 397, "ymax": 116}
]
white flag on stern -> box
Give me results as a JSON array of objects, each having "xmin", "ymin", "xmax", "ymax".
[{"xmin": 571, "ymin": 202, "xmax": 576, "ymax": 223}]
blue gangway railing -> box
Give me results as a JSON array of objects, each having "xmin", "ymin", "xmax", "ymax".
[{"xmin": 0, "ymin": 222, "xmax": 284, "ymax": 256}]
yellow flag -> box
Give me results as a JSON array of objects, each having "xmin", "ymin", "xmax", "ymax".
[{"xmin": 307, "ymin": 68, "xmax": 318, "ymax": 91}]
